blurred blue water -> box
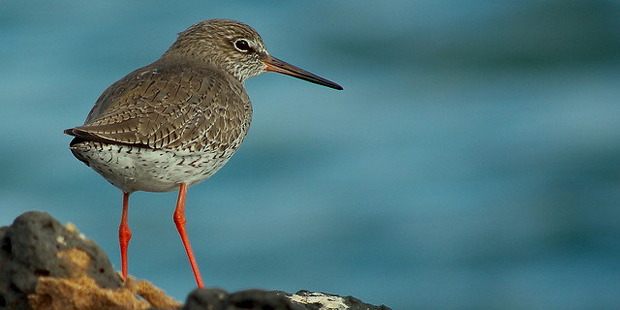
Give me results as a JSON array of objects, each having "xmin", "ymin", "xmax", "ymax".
[{"xmin": 2, "ymin": 1, "xmax": 620, "ymax": 309}]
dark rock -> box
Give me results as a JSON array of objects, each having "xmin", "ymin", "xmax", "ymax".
[
  {"xmin": 182, "ymin": 288, "xmax": 391, "ymax": 310},
  {"xmin": 0, "ymin": 211, "xmax": 390, "ymax": 310},
  {"xmin": 0, "ymin": 211, "xmax": 121, "ymax": 309},
  {"xmin": 228, "ymin": 289, "xmax": 305, "ymax": 310},
  {"xmin": 183, "ymin": 288, "xmax": 304, "ymax": 310},
  {"xmin": 183, "ymin": 288, "xmax": 228, "ymax": 310}
]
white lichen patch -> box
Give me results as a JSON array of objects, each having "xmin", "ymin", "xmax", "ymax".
[
  {"xmin": 65, "ymin": 222, "xmax": 87, "ymax": 240},
  {"xmin": 65, "ymin": 222, "xmax": 78, "ymax": 233},
  {"xmin": 289, "ymin": 292, "xmax": 349, "ymax": 310},
  {"xmin": 56, "ymin": 235, "xmax": 67, "ymax": 246}
]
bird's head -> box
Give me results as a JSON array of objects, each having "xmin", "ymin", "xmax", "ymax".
[{"xmin": 163, "ymin": 19, "xmax": 342, "ymax": 90}]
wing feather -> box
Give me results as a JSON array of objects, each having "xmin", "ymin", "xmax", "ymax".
[{"xmin": 66, "ymin": 62, "xmax": 252, "ymax": 152}]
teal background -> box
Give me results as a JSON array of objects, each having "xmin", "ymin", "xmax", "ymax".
[{"xmin": 2, "ymin": 1, "xmax": 620, "ymax": 309}]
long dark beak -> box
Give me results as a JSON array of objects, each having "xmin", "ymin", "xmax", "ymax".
[{"xmin": 263, "ymin": 55, "xmax": 343, "ymax": 90}]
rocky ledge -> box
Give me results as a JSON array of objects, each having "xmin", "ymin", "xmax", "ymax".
[{"xmin": 0, "ymin": 211, "xmax": 390, "ymax": 310}]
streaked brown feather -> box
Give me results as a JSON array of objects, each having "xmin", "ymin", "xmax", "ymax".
[{"xmin": 66, "ymin": 61, "xmax": 252, "ymax": 153}]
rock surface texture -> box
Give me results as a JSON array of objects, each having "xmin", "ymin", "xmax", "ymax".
[{"xmin": 0, "ymin": 212, "xmax": 390, "ymax": 310}]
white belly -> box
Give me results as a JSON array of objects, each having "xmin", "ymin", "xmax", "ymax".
[{"xmin": 70, "ymin": 141, "xmax": 233, "ymax": 193}]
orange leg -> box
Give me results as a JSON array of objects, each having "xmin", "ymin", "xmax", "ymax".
[
  {"xmin": 119, "ymin": 192, "xmax": 132, "ymax": 280},
  {"xmin": 173, "ymin": 183, "xmax": 205, "ymax": 288}
]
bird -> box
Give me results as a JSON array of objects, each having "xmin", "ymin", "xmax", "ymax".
[{"xmin": 64, "ymin": 19, "xmax": 342, "ymax": 288}]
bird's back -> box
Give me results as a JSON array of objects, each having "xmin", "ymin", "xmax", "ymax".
[
  {"xmin": 68, "ymin": 60, "xmax": 253, "ymax": 153},
  {"xmin": 65, "ymin": 60, "xmax": 253, "ymax": 193}
]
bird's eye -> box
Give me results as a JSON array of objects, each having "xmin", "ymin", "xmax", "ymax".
[{"xmin": 234, "ymin": 39, "xmax": 251, "ymax": 52}]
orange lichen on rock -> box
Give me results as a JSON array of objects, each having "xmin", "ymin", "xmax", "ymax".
[
  {"xmin": 27, "ymin": 247, "xmax": 182, "ymax": 310},
  {"xmin": 29, "ymin": 275, "xmax": 182, "ymax": 310},
  {"xmin": 3, "ymin": 211, "xmax": 389, "ymax": 310}
]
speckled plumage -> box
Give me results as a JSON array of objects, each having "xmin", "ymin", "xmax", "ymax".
[
  {"xmin": 66, "ymin": 62, "xmax": 252, "ymax": 193},
  {"xmin": 64, "ymin": 19, "xmax": 342, "ymax": 287},
  {"xmin": 65, "ymin": 21, "xmax": 260, "ymax": 192}
]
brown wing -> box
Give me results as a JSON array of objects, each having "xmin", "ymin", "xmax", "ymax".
[{"xmin": 66, "ymin": 63, "xmax": 252, "ymax": 152}]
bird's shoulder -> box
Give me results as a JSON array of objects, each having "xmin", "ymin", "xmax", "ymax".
[
  {"xmin": 84, "ymin": 61, "xmax": 246, "ymax": 123},
  {"xmin": 65, "ymin": 60, "xmax": 252, "ymax": 150}
]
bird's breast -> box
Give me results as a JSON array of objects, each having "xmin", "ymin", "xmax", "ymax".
[{"xmin": 70, "ymin": 140, "xmax": 239, "ymax": 193}]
